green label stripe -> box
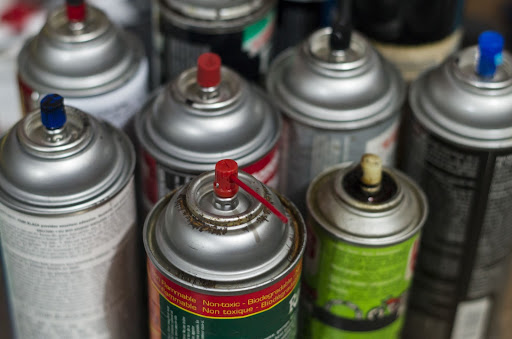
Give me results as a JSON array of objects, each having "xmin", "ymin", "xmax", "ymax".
[
  {"xmin": 303, "ymin": 220, "xmax": 420, "ymax": 338},
  {"xmin": 147, "ymin": 258, "xmax": 302, "ymax": 338},
  {"xmin": 242, "ymin": 9, "xmax": 275, "ymax": 54},
  {"xmin": 159, "ymin": 288, "xmax": 299, "ymax": 339}
]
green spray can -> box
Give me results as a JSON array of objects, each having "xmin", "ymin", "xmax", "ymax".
[{"xmin": 303, "ymin": 154, "xmax": 428, "ymax": 338}]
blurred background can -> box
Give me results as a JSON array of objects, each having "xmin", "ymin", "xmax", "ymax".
[
  {"xmin": 0, "ymin": 0, "xmax": 46, "ymax": 134},
  {"xmin": 17, "ymin": 1, "xmax": 148, "ymax": 130},
  {"xmin": 0, "ymin": 95, "xmax": 143, "ymax": 338},
  {"xmin": 144, "ymin": 159, "xmax": 306, "ymax": 338},
  {"xmin": 302, "ymin": 154, "xmax": 427, "ymax": 338},
  {"xmin": 352, "ymin": 0, "xmax": 465, "ymax": 82},
  {"xmin": 267, "ymin": 23, "xmax": 405, "ymax": 212},
  {"xmin": 273, "ymin": 0, "xmax": 330, "ymax": 57},
  {"xmin": 136, "ymin": 53, "xmax": 281, "ymax": 213},
  {"xmin": 153, "ymin": 0, "xmax": 276, "ymax": 84},
  {"xmin": 401, "ymin": 32, "xmax": 512, "ymax": 339}
]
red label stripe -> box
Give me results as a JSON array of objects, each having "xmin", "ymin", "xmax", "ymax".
[
  {"xmin": 242, "ymin": 146, "xmax": 278, "ymax": 174},
  {"xmin": 148, "ymin": 258, "xmax": 302, "ymax": 319}
]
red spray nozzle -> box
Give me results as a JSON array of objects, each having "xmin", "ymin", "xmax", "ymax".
[
  {"xmin": 214, "ymin": 159, "xmax": 239, "ymax": 198},
  {"xmin": 213, "ymin": 159, "xmax": 289, "ymax": 224},
  {"xmin": 66, "ymin": 0, "xmax": 86, "ymax": 22},
  {"xmin": 197, "ymin": 53, "xmax": 221, "ymax": 88}
]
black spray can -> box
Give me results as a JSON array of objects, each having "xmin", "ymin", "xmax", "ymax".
[{"xmin": 401, "ymin": 31, "xmax": 512, "ymax": 339}]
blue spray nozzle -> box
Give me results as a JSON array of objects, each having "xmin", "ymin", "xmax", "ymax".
[
  {"xmin": 40, "ymin": 94, "xmax": 66, "ymax": 130},
  {"xmin": 478, "ymin": 31, "xmax": 505, "ymax": 78}
]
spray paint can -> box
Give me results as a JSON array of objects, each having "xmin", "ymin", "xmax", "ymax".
[
  {"xmin": 136, "ymin": 53, "xmax": 282, "ymax": 213},
  {"xmin": 0, "ymin": 94, "xmax": 143, "ymax": 338},
  {"xmin": 273, "ymin": 0, "xmax": 328, "ymax": 57},
  {"xmin": 303, "ymin": 154, "xmax": 427, "ymax": 338},
  {"xmin": 400, "ymin": 31, "xmax": 512, "ymax": 339},
  {"xmin": 17, "ymin": 0, "xmax": 148, "ymax": 130},
  {"xmin": 144, "ymin": 159, "xmax": 306, "ymax": 339},
  {"xmin": 154, "ymin": 0, "xmax": 276, "ymax": 84},
  {"xmin": 267, "ymin": 23, "xmax": 405, "ymax": 212}
]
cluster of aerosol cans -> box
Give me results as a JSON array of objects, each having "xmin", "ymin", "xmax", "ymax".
[{"xmin": 0, "ymin": 0, "xmax": 511, "ymax": 339}]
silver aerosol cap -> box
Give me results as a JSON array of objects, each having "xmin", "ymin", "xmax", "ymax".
[
  {"xmin": 307, "ymin": 154, "xmax": 427, "ymax": 246},
  {"xmin": 267, "ymin": 27, "xmax": 405, "ymax": 130},
  {"xmin": 136, "ymin": 53, "xmax": 281, "ymax": 173},
  {"xmin": 0, "ymin": 94, "xmax": 134, "ymax": 213},
  {"xmin": 148, "ymin": 160, "xmax": 302, "ymax": 285},
  {"xmin": 18, "ymin": 4, "xmax": 143, "ymax": 96},
  {"xmin": 411, "ymin": 31, "xmax": 512, "ymax": 149}
]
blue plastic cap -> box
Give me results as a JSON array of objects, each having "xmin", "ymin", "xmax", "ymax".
[
  {"xmin": 478, "ymin": 31, "xmax": 505, "ymax": 78},
  {"xmin": 40, "ymin": 94, "xmax": 66, "ymax": 130}
]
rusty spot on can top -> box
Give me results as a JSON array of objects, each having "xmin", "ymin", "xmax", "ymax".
[
  {"xmin": 176, "ymin": 270, "xmax": 217, "ymax": 289},
  {"xmin": 176, "ymin": 194, "xmax": 228, "ymax": 235}
]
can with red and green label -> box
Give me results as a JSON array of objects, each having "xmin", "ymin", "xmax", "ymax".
[
  {"xmin": 144, "ymin": 159, "xmax": 306, "ymax": 339},
  {"xmin": 303, "ymin": 154, "xmax": 427, "ymax": 338},
  {"xmin": 154, "ymin": 0, "xmax": 276, "ymax": 85}
]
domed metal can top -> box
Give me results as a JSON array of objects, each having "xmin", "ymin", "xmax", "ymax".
[
  {"xmin": 0, "ymin": 95, "xmax": 143, "ymax": 338},
  {"xmin": 401, "ymin": 31, "xmax": 512, "ymax": 339},
  {"xmin": 154, "ymin": 0, "xmax": 276, "ymax": 84},
  {"xmin": 144, "ymin": 161, "xmax": 306, "ymax": 338},
  {"xmin": 302, "ymin": 154, "xmax": 427, "ymax": 338},
  {"xmin": 267, "ymin": 27, "xmax": 405, "ymax": 212},
  {"xmin": 17, "ymin": 2, "xmax": 148, "ymax": 130},
  {"xmin": 136, "ymin": 53, "xmax": 282, "ymax": 213}
]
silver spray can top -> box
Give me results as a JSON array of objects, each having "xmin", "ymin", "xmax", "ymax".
[
  {"xmin": 144, "ymin": 159, "xmax": 305, "ymax": 291},
  {"xmin": 267, "ymin": 25, "xmax": 405, "ymax": 130},
  {"xmin": 18, "ymin": 1, "xmax": 144, "ymax": 97},
  {"xmin": 0, "ymin": 93, "xmax": 134, "ymax": 214},
  {"xmin": 136, "ymin": 53, "xmax": 281, "ymax": 173},
  {"xmin": 410, "ymin": 30, "xmax": 512, "ymax": 149}
]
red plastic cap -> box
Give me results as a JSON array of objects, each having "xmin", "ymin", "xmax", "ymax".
[
  {"xmin": 66, "ymin": 0, "xmax": 86, "ymax": 22},
  {"xmin": 214, "ymin": 159, "xmax": 239, "ymax": 198},
  {"xmin": 197, "ymin": 53, "xmax": 221, "ymax": 88}
]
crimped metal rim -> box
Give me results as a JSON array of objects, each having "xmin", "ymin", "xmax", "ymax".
[{"xmin": 158, "ymin": 0, "xmax": 276, "ymax": 33}]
